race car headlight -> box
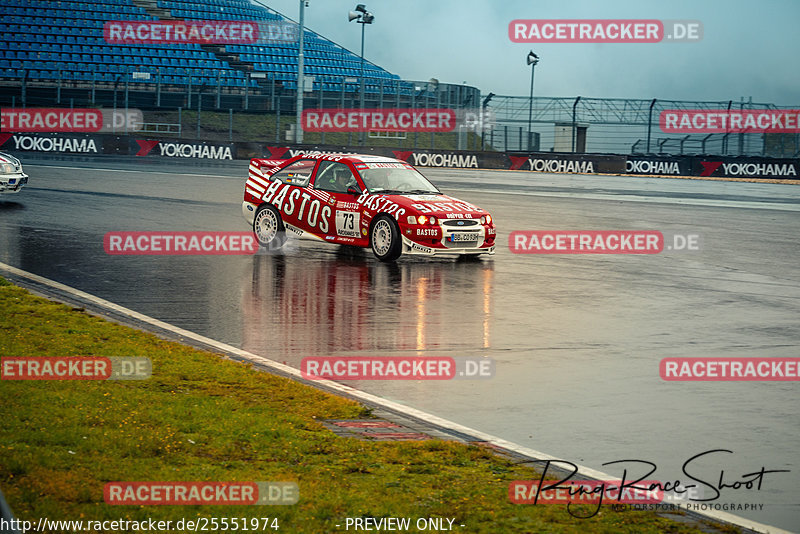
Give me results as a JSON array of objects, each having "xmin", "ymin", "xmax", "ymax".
[
  {"xmin": 429, "ymin": 216, "xmax": 436, "ymax": 225},
  {"xmin": 0, "ymin": 163, "xmax": 14, "ymax": 174},
  {"xmin": 407, "ymin": 215, "xmax": 417, "ymax": 225},
  {"xmin": 481, "ymin": 215, "xmax": 492, "ymax": 225},
  {"xmin": 418, "ymin": 215, "xmax": 427, "ymax": 225}
]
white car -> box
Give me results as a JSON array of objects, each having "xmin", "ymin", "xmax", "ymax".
[{"xmin": 0, "ymin": 152, "xmax": 28, "ymax": 194}]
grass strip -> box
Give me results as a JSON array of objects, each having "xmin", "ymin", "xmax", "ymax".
[{"xmin": 0, "ymin": 276, "xmax": 730, "ymax": 533}]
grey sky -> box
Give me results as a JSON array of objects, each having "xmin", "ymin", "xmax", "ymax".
[{"xmin": 259, "ymin": 0, "xmax": 800, "ymax": 105}]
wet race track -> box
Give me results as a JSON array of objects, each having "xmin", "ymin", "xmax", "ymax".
[{"xmin": 1, "ymin": 156, "xmax": 799, "ymax": 531}]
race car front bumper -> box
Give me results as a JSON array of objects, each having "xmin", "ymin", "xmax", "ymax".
[
  {"xmin": 401, "ymin": 235, "xmax": 495, "ymax": 256},
  {"xmin": 0, "ymin": 173, "xmax": 28, "ymax": 194}
]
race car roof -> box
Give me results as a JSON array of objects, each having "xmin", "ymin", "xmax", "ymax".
[{"xmin": 304, "ymin": 153, "xmax": 404, "ymax": 165}]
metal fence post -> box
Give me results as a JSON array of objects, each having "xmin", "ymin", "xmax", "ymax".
[
  {"xmin": 21, "ymin": 70, "xmax": 27, "ymax": 107},
  {"xmin": 319, "ymin": 85, "xmax": 325, "ymax": 145},
  {"xmin": 275, "ymin": 100, "xmax": 281, "ymax": 143},
  {"xmin": 572, "ymin": 96, "xmax": 581, "ymax": 153},
  {"xmin": 646, "ymin": 98, "xmax": 656, "ymax": 153},
  {"xmin": 216, "ymin": 71, "xmax": 222, "ymax": 109},
  {"xmin": 197, "ymin": 89, "xmax": 202, "ymax": 139},
  {"xmin": 244, "ymin": 75, "xmax": 249, "ymax": 110}
]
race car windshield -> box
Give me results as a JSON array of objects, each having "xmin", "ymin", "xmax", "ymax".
[{"xmin": 357, "ymin": 164, "xmax": 441, "ymax": 195}]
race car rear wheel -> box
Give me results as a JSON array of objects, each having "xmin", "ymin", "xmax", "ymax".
[
  {"xmin": 253, "ymin": 204, "xmax": 286, "ymax": 250},
  {"xmin": 370, "ymin": 215, "xmax": 402, "ymax": 262}
]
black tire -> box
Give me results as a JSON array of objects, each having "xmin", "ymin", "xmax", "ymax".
[
  {"xmin": 370, "ymin": 215, "xmax": 402, "ymax": 262},
  {"xmin": 253, "ymin": 204, "xmax": 287, "ymax": 250}
]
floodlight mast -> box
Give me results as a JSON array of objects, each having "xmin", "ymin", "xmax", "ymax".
[
  {"xmin": 526, "ymin": 51, "xmax": 539, "ymax": 151},
  {"xmin": 349, "ymin": 4, "xmax": 374, "ymax": 145},
  {"xmin": 295, "ymin": 0, "xmax": 307, "ymax": 144}
]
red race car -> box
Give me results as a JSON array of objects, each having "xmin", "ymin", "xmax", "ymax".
[{"xmin": 241, "ymin": 153, "xmax": 495, "ymax": 261}]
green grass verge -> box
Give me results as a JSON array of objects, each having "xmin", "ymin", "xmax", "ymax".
[{"xmin": 0, "ymin": 277, "xmax": 728, "ymax": 533}]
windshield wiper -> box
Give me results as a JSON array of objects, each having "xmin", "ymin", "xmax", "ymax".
[{"xmin": 404, "ymin": 189, "xmax": 441, "ymax": 195}]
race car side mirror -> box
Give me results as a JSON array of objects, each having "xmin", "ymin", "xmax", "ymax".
[{"xmin": 347, "ymin": 186, "xmax": 361, "ymax": 195}]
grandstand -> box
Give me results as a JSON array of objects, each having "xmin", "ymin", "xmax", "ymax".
[
  {"xmin": 1, "ymin": 0, "xmax": 397, "ymax": 90},
  {"xmin": 1, "ymin": 0, "xmax": 471, "ymax": 111}
]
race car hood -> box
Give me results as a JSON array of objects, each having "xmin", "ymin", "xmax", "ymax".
[{"xmin": 379, "ymin": 192, "xmax": 489, "ymax": 219}]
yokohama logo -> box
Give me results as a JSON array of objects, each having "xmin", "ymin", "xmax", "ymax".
[
  {"xmin": 12, "ymin": 135, "xmax": 98, "ymax": 153},
  {"xmin": 699, "ymin": 161, "xmax": 797, "ymax": 177},
  {"xmin": 626, "ymin": 160, "xmax": 681, "ymax": 174},
  {"xmin": 135, "ymin": 140, "xmax": 233, "ymax": 159},
  {"xmin": 529, "ymin": 158, "xmax": 594, "ymax": 174},
  {"xmin": 721, "ymin": 162, "xmax": 797, "ymax": 177},
  {"xmin": 411, "ymin": 153, "xmax": 478, "ymax": 168}
]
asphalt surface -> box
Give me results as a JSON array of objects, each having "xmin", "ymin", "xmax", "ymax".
[{"xmin": 1, "ymin": 155, "xmax": 799, "ymax": 531}]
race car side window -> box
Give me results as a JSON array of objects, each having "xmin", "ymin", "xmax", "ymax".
[
  {"xmin": 314, "ymin": 161, "xmax": 360, "ymax": 194},
  {"xmin": 270, "ymin": 159, "xmax": 316, "ymax": 187}
]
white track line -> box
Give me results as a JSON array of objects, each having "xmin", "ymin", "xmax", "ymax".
[
  {"xmin": 446, "ymin": 186, "xmax": 800, "ymax": 212},
  {"xmin": 25, "ymin": 164, "xmax": 236, "ymax": 179},
  {"xmin": 0, "ymin": 260, "xmax": 790, "ymax": 534}
]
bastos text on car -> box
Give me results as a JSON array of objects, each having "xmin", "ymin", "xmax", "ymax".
[{"xmin": 241, "ymin": 153, "xmax": 496, "ymax": 261}]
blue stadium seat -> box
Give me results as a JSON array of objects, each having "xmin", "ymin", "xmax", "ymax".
[{"xmin": 0, "ymin": 0, "xmax": 399, "ymax": 92}]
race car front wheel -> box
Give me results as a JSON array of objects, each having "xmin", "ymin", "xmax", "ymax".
[
  {"xmin": 370, "ymin": 215, "xmax": 402, "ymax": 262},
  {"xmin": 253, "ymin": 204, "xmax": 286, "ymax": 250}
]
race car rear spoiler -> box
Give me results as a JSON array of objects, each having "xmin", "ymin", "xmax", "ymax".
[{"xmin": 250, "ymin": 159, "xmax": 286, "ymax": 174}]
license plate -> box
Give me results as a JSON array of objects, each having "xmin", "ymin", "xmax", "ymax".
[{"xmin": 448, "ymin": 232, "xmax": 480, "ymax": 242}]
